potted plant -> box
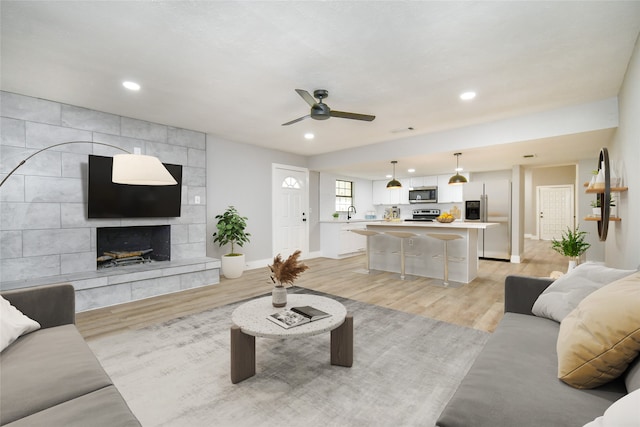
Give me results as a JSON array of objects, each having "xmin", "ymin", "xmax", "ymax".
[
  {"xmin": 551, "ymin": 226, "xmax": 591, "ymax": 272},
  {"xmin": 212, "ymin": 206, "xmax": 251, "ymax": 279},
  {"xmin": 268, "ymin": 250, "xmax": 309, "ymax": 307},
  {"xmin": 590, "ymin": 196, "xmax": 615, "ymax": 217}
]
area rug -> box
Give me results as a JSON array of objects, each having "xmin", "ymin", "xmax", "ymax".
[{"xmin": 88, "ymin": 288, "xmax": 489, "ymax": 427}]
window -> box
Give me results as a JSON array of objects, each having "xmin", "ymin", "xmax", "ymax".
[
  {"xmin": 281, "ymin": 176, "xmax": 300, "ymax": 189},
  {"xmin": 335, "ymin": 180, "xmax": 353, "ymax": 212}
]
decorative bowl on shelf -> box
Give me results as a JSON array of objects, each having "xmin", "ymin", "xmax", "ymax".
[{"xmin": 435, "ymin": 216, "xmax": 454, "ymax": 223}]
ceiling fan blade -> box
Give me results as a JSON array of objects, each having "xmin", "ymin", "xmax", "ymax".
[
  {"xmin": 282, "ymin": 115, "xmax": 310, "ymax": 126},
  {"xmin": 330, "ymin": 110, "xmax": 376, "ymax": 121},
  {"xmin": 295, "ymin": 89, "xmax": 317, "ymax": 107}
]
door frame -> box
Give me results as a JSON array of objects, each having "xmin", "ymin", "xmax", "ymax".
[
  {"xmin": 271, "ymin": 163, "xmax": 310, "ymax": 258},
  {"xmin": 535, "ymin": 184, "xmax": 575, "ymax": 240}
]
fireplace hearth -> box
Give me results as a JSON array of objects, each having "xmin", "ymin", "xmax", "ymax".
[{"xmin": 96, "ymin": 225, "xmax": 171, "ymax": 269}]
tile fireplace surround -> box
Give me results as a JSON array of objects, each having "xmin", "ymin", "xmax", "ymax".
[{"xmin": 0, "ymin": 91, "xmax": 219, "ymax": 311}]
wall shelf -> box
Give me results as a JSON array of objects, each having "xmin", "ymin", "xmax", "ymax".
[
  {"xmin": 584, "ymin": 216, "xmax": 622, "ymax": 222},
  {"xmin": 584, "ymin": 186, "xmax": 628, "ymax": 193},
  {"xmin": 585, "ymin": 147, "xmax": 629, "ymax": 241}
]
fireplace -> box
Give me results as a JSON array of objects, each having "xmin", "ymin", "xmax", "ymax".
[{"xmin": 96, "ymin": 225, "xmax": 171, "ymax": 269}]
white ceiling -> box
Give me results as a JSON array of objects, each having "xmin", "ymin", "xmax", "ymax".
[{"xmin": 2, "ymin": 1, "xmax": 639, "ymax": 179}]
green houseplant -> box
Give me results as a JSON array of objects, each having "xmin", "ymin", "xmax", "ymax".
[
  {"xmin": 212, "ymin": 206, "xmax": 251, "ymax": 279},
  {"xmin": 551, "ymin": 226, "xmax": 591, "ymax": 272}
]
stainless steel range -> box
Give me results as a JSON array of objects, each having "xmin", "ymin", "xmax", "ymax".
[{"xmin": 404, "ymin": 208, "xmax": 440, "ymax": 221}]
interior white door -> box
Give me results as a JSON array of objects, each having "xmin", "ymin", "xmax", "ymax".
[
  {"xmin": 537, "ymin": 185, "xmax": 574, "ymax": 240},
  {"xmin": 272, "ymin": 164, "xmax": 309, "ymax": 259}
]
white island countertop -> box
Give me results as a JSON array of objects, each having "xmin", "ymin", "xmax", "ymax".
[
  {"xmin": 366, "ymin": 221, "xmax": 498, "ymax": 229},
  {"xmin": 363, "ymin": 221, "xmax": 499, "ymax": 283}
]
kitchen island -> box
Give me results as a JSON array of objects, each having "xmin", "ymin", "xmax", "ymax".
[{"xmin": 364, "ymin": 221, "xmax": 498, "ymax": 283}]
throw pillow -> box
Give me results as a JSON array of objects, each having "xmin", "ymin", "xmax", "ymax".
[
  {"xmin": 557, "ymin": 271, "xmax": 640, "ymax": 389},
  {"xmin": 532, "ymin": 262, "xmax": 635, "ymax": 322},
  {"xmin": 0, "ymin": 295, "xmax": 41, "ymax": 352},
  {"xmin": 582, "ymin": 389, "xmax": 640, "ymax": 427}
]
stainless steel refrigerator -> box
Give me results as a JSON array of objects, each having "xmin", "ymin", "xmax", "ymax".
[{"xmin": 463, "ymin": 180, "xmax": 511, "ymax": 261}]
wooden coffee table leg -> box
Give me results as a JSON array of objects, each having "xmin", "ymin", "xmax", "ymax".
[
  {"xmin": 331, "ymin": 314, "xmax": 353, "ymax": 367},
  {"xmin": 230, "ymin": 325, "xmax": 255, "ymax": 384}
]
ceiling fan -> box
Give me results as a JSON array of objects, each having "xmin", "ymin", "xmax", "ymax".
[{"xmin": 282, "ymin": 89, "xmax": 375, "ymax": 126}]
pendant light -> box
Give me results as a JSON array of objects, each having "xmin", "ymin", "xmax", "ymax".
[
  {"xmin": 386, "ymin": 160, "xmax": 402, "ymax": 189},
  {"xmin": 448, "ymin": 153, "xmax": 468, "ymax": 185}
]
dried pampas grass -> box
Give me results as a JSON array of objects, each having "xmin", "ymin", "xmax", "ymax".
[{"xmin": 268, "ymin": 250, "xmax": 309, "ymax": 287}]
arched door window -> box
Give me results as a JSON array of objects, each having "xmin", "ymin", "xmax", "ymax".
[{"xmin": 282, "ymin": 176, "xmax": 301, "ymax": 189}]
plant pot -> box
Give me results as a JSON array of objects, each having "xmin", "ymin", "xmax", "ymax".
[
  {"xmin": 221, "ymin": 254, "xmax": 245, "ymax": 279},
  {"xmin": 272, "ymin": 286, "xmax": 287, "ymax": 307},
  {"xmin": 567, "ymin": 259, "xmax": 577, "ymax": 273},
  {"xmin": 592, "ymin": 207, "xmax": 600, "ymax": 216}
]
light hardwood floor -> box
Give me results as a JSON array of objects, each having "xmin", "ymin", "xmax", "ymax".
[{"xmin": 77, "ymin": 238, "xmax": 567, "ymax": 340}]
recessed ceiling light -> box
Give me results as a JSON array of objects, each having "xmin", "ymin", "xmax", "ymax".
[
  {"xmin": 407, "ymin": 168, "xmax": 416, "ymax": 173},
  {"xmin": 122, "ymin": 81, "xmax": 141, "ymax": 91},
  {"xmin": 385, "ymin": 174, "xmax": 392, "ymax": 179},
  {"xmin": 391, "ymin": 127, "xmax": 415, "ymax": 134},
  {"xmin": 460, "ymin": 91, "xmax": 476, "ymax": 101},
  {"xmin": 304, "ymin": 133, "xmax": 314, "ymax": 140}
]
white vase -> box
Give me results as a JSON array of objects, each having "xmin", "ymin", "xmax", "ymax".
[
  {"xmin": 221, "ymin": 254, "xmax": 245, "ymax": 279},
  {"xmin": 272, "ymin": 286, "xmax": 287, "ymax": 307},
  {"xmin": 592, "ymin": 207, "xmax": 600, "ymax": 216},
  {"xmin": 567, "ymin": 259, "xmax": 577, "ymax": 273}
]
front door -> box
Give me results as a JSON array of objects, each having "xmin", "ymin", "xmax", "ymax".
[
  {"xmin": 272, "ymin": 164, "xmax": 309, "ymax": 259},
  {"xmin": 537, "ymin": 185, "xmax": 574, "ymax": 240}
]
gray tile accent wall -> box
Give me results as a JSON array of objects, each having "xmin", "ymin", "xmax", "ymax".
[{"xmin": 0, "ymin": 91, "xmax": 211, "ymax": 289}]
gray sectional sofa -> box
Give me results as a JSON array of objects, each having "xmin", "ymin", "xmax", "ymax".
[
  {"xmin": 0, "ymin": 284, "xmax": 140, "ymax": 426},
  {"xmin": 437, "ymin": 274, "xmax": 638, "ymax": 427}
]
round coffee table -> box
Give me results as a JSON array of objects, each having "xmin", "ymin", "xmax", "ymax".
[{"xmin": 230, "ymin": 294, "xmax": 353, "ymax": 383}]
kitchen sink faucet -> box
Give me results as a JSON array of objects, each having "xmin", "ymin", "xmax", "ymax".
[{"xmin": 347, "ymin": 205, "xmax": 356, "ymax": 220}]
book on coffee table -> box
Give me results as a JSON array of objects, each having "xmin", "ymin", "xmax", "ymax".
[{"xmin": 267, "ymin": 306, "xmax": 331, "ymax": 329}]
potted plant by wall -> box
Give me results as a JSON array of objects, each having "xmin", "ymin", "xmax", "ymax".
[
  {"xmin": 268, "ymin": 250, "xmax": 309, "ymax": 307},
  {"xmin": 212, "ymin": 206, "xmax": 251, "ymax": 279},
  {"xmin": 590, "ymin": 196, "xmax": 616, "ymax": 217},
  {"xmin": 551, "ymin": 226, "xmax": 591, "ymax": 272}
]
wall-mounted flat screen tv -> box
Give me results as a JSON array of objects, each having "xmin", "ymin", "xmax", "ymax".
[{"xmin": 88, "ymin": 155, "xmax": 182, "ymax": 218}]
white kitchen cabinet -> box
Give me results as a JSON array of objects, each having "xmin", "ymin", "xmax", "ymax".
[
  {"xmin": 437, "ymin": 173, "xmax": 469, "ymax": 203},
  {"xmin": 410, "ymin": 176, "xmax": 424, "ymax": 189},
  {"xmin": 372, "ymin": 178, "xmax": 408, "ymax": 205},
  {"xmin": 410, "ymin": 175, "xmax": 437, "ymax": 189},
  {"xmin": 372, "ymin": 180, "xmax": 388, "ymax": 205},
  {"xmin": 321, "ymin": 222, "xmax": 367, "ymax": 259}
]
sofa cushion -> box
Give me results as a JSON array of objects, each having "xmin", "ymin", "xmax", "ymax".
[
  {"xmin": 0, "ymin": 325, "xmax": 113, "ymax": 425},
  {"xmin": 582, "ymin": 389, "xmax": 640, "ymax": 427},
  {"xmin": 436, "ymin": 313, "xmax": 625, "ymax": 427},
  {"xmin": 0, "ymin": 295, "xmax": 40, "ymax": 352},
  {"xmin": 625, "ymin": 357, "xmax": 640, "ymax": 393},
  {"xmin": 557, "ymin": 271, "xmax": 640, "ymax": 389},
  {"xmin": 4, "ymin": 386, "xmax": 140, "ymax": 427},
  {"xmin": 532, "ymin": 263, "xmax": 635, "ymax": 322}
]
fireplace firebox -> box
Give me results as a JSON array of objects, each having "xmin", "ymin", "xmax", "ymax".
[{"xmin": 96, "ymin": 225, "xmax": 171, "ymax": 269}]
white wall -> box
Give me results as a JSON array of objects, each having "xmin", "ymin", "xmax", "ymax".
[
  {"xmin": 205, "ymin": 135, "xmax": 308, "ymax": 265},
  {"xmin": 607, "ymin": 35, "xmax": 640, "ymax": 269}
]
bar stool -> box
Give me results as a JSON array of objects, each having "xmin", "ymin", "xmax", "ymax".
[
  {"xmin": 427, "ymin": 233, "xmax": 463, "ymax": 287},
  {"xmin": 385, "ymin": 231, "xmax": 420, "ymax": 280},
  {"xmin": 349, "ymin": 229, "xmax": 381, "ymax": 274}
]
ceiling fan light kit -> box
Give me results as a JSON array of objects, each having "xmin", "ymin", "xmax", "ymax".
[
  {"xmin": 386, "ymin": 160, "xmax": 402, "ymax": 189},
  {"xmin": 448, "ymin": 153, "xmax": 468, "ymax": 185},
  {"xmin": 282, "ymin": 89, "xmax": 375, "ymax": 126}
]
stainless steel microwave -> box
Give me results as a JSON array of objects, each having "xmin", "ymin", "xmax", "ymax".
[{"xmin": 408, "ymin": 186, "xmax": 437, "ymax": 204}]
